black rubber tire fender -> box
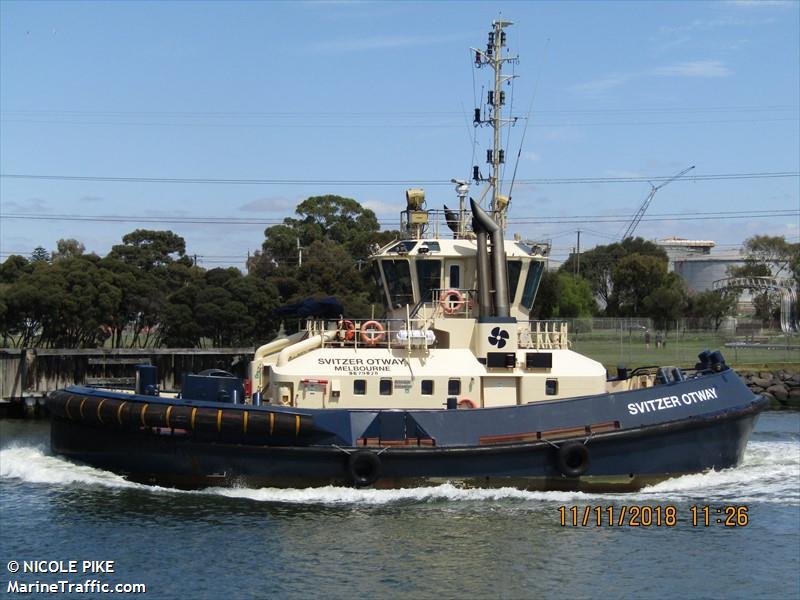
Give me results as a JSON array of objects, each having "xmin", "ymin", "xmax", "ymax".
[
  {"xmin": 348, "ymin": 450, "xmax": 382, "ymax": 487},
  {"xmin": 555, "ymin": 442, "xmax": 591, "ymax": 478}
]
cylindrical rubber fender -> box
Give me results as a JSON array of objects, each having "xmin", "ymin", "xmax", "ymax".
[
  {"xmin": 555, "ymin": 442, "xmax": 591, "ymax": 478},
  {"xmin": 348, "ymin": 450, "xmax": 382, "ymax": 487}
]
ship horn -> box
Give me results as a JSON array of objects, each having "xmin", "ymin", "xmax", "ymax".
[
  {"xmin": 443, "ymin": 205, "xmax": 460, "ymax": 234},
  {"xmin": 470, "ymin": 198, "xmax": 510, "ymax": 318}
]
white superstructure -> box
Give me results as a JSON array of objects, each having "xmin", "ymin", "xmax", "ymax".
[{"xmin": 249, "ymin": 20, "xmax": 619, "ymax": 411}]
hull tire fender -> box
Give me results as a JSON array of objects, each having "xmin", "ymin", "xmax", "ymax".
[
  {"xmin": 555, "ymin": 442, "xmax": 591, "ymax": 478},
  {"xmin": 348, "ymin": 450, "xmax": 382, "ymax": 487}
]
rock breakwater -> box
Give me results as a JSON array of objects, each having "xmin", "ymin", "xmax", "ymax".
[{"xmin": 739, "ymin": 370, "xmax": 800, "ymax": 409}]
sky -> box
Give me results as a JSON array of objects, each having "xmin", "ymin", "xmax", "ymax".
[{"xmin": 1, "ymin": 0, "xmax": 798, "ymax": 269}]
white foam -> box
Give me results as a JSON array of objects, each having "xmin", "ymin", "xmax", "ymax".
[
  {"xmin": 2, "ymin": 437, "xmax": 797, "ymax": 507},
  {"xmin": 0, "ymin": 445, "xmax": 141, "ymax": 489},
  {"xmin": 628, "ymin": 441, "xmax": 800, "ymax": 504},
  {"xmin": 209, "ymin": 483, "xmax": 588, "ymax": 505}
]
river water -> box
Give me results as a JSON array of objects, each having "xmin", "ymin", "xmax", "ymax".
[{"xmin": 1, "ymin": 413, "xmax": 798, "ymax": 600}]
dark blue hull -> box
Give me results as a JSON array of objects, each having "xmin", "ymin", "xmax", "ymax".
[{"xmin": 48, "ymin": 370, "xmax": 767, "ymax": 491}]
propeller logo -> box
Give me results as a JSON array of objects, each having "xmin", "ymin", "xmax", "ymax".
[{"xmin": 488, "ymin": 327, "xmax": 510, "ymax": 349}]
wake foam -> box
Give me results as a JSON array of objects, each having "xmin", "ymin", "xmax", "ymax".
[
  {"xmin": 2, "ymin": 438, "xmax": 797, "ymax": 506},
  {"xmin": 0, "ymin": 445, "xmax": 141, "ymax": 489}
]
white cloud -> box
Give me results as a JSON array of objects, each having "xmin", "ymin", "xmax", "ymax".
[
  {"xmin": 523, "ymin": 151, "xmax": 541, "ymax": 162},
  {"xmin": 652, "ymin": 60, "xmax": 733, "ymax": 77},
  {"xmin": 725, "ymin": 0, "xmax": 794, "ymax": 7},
  {"xmin": 361, "ymin": 199, "xmax": 397, "ymax": 216},
  {"xmin": 1, "ymin": 198, "xmax": 50, "ymax": 213},
  {"xmin": 568, "ymin": 73, "xmax": 634, "ymax": 97},
  {"xmin": 238, "ymin": 197, "xmax": 297, "ymax": 213}
]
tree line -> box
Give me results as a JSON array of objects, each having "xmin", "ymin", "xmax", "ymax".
[
  {"xmin": 535, "ymin": 234, "xmax": 799, "ymax": 330},
  {"xmin": 1, "ymin": 194, "xmax": 797, "ymax": 348}
]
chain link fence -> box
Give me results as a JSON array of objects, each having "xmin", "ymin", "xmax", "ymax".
[{"xmin": 565, "ymin": 318, "xmax": 799, "ymax": 369}]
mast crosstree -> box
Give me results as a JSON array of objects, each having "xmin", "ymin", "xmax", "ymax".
[{"xmin": 472, "ymin": 19, "xmax": 519, "ymax": 230}]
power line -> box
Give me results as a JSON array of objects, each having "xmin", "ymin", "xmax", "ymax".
[
  {"xmin": 1, "ymin": 209, "xmax": 795, "ymax": 227},
  {"xmin": 1, "ymin": 171, "xmax": 797, "ymax": 186},
  {"xmin": 2, "ymin": 117, "xmax": 796, "ymax": 129}
]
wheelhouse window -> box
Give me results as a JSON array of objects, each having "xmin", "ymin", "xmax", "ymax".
[
  {"xmin": 354, "ymin": 380, "xmax": 366, "ymax": 395},
  {"xmin": 379, "ymin": 379, "xmax": 393, "ymax": 396},
  {"xmin": 381, "ymin": 259, "xmax": 414, "ymax": 307},
  {"xmin": 416, "ymin": 260, "xmax": 441, "ymax": 301},
  {"xmin": 507, "ymin": 260, "xmax": 522, "ymax": 303},
  {"xmin": 521, "ymin": 261, "xmax": 545, "ymax": 310},
  {"xmin": 388, "ymin": 241, "xmax": 417, "ymax": 254},
  {"xmin": 421, "ymin": 380, "xmax": 434, "ymax": 395},
  {"xmin": 448, "ymin": 379, "xmax": 461, "ymax": 396}
]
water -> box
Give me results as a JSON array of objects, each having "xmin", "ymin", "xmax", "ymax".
[{"xmin": 1, "ymin": 414, "xmax": 798, "ymax": 600}]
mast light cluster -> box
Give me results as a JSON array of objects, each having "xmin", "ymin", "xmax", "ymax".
[{"xmin": 470, "ymin": 20, "xmax": 519, "ymax": 228}]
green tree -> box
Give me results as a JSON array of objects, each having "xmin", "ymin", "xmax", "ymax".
[
  {"xmin": 30, "ymin": 246, "xmax": 50, "ymax": 263},
  {"xmin": 52, "ymin": 238, "xmax": 86, "ymax": 261},
  {"xmin": 687, "ymin": 289, "xmax": 739, "ymax": 330},
  {"xmin": 609, "ymin": 254, "xmax": 669, "ymax": 317},
  {"xmin": 555, "ymin": 272, "xmax": 597, "ymax": 318},
  {"xmin": 0, "ymin": 255, "xmax": 33, "ymax": 284},
  {"xmin": 643, "ymin": 275, "xmax": 688, "ymax": 330},
  {"xmin": 531, "ymin": 270, "xmax": 559, "ymax": 319},
  {"xmin": 252, "ymin": 195, "xmax": 395, "ymax": 319},
  {"xmin": 728, "ymin": 235, "xmax": 800, "ymax": 326},
  {"xmin": 560, "ymin": 237, "xmax": 667, "ymax": 313},
  {"xmin": 109, "ymin": 230, "xmax": 191, "ymax": 271}
]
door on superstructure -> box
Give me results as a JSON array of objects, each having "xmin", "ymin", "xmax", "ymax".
[
  {"xmin": 299, "ymin": 380, "xmax": 326, "ymax": 408},
  {"xmin": 482, "ymin": 377, "xmax": 518, "ymax": 407}
]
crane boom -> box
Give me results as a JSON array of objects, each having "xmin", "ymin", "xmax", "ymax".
[{"xmin": 620, "ymin": 165, "xmax": 695, "ymax": 241}]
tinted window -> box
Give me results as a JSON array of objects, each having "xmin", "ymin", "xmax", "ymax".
[
  {"xmin": 449, "ymin": 264, "xmax": 460, "ymax": 289},
  {"xmin": 379, "ymin": 379, "xmax": 392, "ymax": 396},
  {"xmin": 507, "ymin": 260, "xmax": 522, "ymax": 303},
  {"xmin": 521, "ymin": 261, "xmax": 545, "ymax": 310},
  {"xmin": 381, "ymin": 259, "xmax": 414, "ymax": 307},
  {"xmin": 448, "ymin": 379, "xmax": 461, "ymax": 395},
  {"xmin": 354, "ymin": 380, "xmax": 366, "ymax": 395},
  {"xmin": 388, "ymin": 241, "xmax": 417, "ymax": 253},
  {"xmin": 416, "ymin": 260, "xmax": 441, "ymax": 300},
  {"xmin": 421, "ymin": 380, "xmax": 434, "ymax": 395}
]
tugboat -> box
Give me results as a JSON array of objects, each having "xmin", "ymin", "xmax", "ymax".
[{"xmin": 49, "ymin": 20, "xmax": 767, "ymax": 490}]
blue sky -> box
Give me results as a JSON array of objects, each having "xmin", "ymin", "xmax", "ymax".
[{"xmin": 1, "ymin": 0, "xmax": 798, "ymax": 268}]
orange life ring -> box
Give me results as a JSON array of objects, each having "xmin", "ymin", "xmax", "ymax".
[
  {"xmin": 457, "ymin": 398, "xmax": 478, "ymax": 409},
  {"xmin": 360, "ymin": 320, "xmax": 386, "ymax": 345},
  {"xmin": 440, "ymin": 289, "xmax": 465, "ymax": 315},
  {"xmin": 339, "ymin": 320, "xmax": 356, "ymax": 341}
]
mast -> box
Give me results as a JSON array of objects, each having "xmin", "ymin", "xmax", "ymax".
[{"xmin": 472, "ymin": 20, "xmax": 518, "ymax": 230}]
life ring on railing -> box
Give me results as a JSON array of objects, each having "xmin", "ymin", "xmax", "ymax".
[
  {"xmin": 440, "ymin": 289, "xmax": 465, "ymax": 315},
  {"xmin": 360, "ymin": 321, "xmax": 386, "ymax": 345},
  {"xmin": 555, "ymin": 441, "xmax": 591, "ymax": 478},
  {"xmin": 348, "ymin": 450, "xmax": 382, "ymax": 487},
  {"xmin": 457, "ymin": 398, "xmax": 478, "ymax": 409},
  {"xmin": 338, "ymin": 319, "xmax": 356, "ymax": 341}
]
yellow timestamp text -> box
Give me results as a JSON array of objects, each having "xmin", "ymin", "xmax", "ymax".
[{"xmin": 558, "ymin": 505, "xmax": 750, "ymax": 528}]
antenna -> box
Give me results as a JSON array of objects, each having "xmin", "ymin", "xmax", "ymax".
[
  {"xmin": 620, "ymin": 165, "xmax": 696, "ymax": 241},
  {"xmin": 472, "ymin": 20, "xmax": 519, "ymax": 230}
]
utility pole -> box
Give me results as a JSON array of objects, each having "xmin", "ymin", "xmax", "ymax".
[
  {"xmin": 576, "ymin": 229, "xmax": 581, "ymax": 277},
  {"xmin": 297, "ymin": 238, "xmax": 302, "ymax": 267}
]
